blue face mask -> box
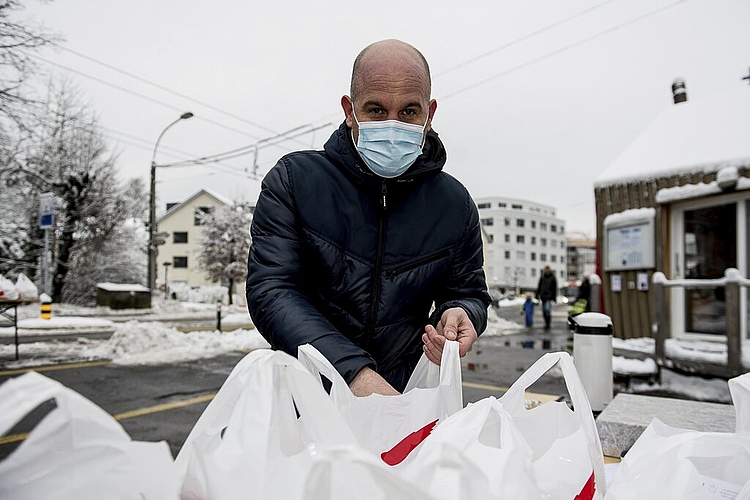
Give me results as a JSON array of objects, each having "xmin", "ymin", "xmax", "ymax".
[{"xmin": 351, "ymin": 111, "xmax": 428, "ymax": 179}]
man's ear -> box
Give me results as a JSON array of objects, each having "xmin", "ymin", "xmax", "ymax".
[
  {"xmin": 341, "ymin": 95, "xmax": 354, "ymax": 128},
  {"xmin": 426, "ymin": 99, "xmax": 437, "ymax": 131}
]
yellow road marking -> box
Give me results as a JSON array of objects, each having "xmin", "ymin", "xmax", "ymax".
[
  {"xmin": 112, "ymin": 393, "xmax": 216, "ymax": 420},
  {"xmin": 462, "ymin": 381, "xmax": 509, "ymax": 392},
  {"xmin": 0, "ymin": 360, "xmax": 113, "ymax": 377}
]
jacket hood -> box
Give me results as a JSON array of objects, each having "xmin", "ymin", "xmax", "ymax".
[{"xmin": 323, "ymin": 121, "xmax": 447, "ymax": 182}]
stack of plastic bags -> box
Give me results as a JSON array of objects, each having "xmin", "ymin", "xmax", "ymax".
[
  {"xmin": 0, "ymin": 273, "xmax": 38, "ymax": 301},
  {"xmin": 3, "ymin": 339, "xmax": 749, "ymax": 499}
]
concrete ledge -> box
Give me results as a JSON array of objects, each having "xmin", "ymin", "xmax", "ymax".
[{"xmin": 596, "ymin": 392, "xmax": 736, "ymax": 458}]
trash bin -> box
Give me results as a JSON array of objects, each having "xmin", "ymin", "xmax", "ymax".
[{"xmin": 568, "ymin": 312, "xmax": 613, "ymax": 413}]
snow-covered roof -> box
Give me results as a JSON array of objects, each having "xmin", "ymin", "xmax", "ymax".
[
  {"xmin": 595, "ymin": 85, "xmax": 750, "ymax": 187},
  {"xmin": 96, "ymin": 282, "xmax": 151, "ymax": 292},
  {"xmin": 158, "ymin": 188, "xmax": 232, "ymax": 222}
]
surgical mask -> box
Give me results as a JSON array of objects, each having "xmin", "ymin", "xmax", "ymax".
[{"xmin": 351, "ymin": 111, "xmax": 428, "ymax": 178}]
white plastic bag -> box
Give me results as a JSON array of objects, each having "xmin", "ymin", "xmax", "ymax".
[
  {"xmin": 297, "ymin": 340, "xmax": 463, "ymax": 465},
  {"xmin": 0, "ymin": 371, "xmax": 178, "ymax": 500},
  {"xmin": 175, "ymin": 348, "xmax": 364, "ymax": 500},
  {"xmin": 398, "ymin": 396, "xmax": 542, "ymax": 499},
  {"xmin": 15, "ymin": 273, "xmax": 38, "ymax": 300},
  {"xmin": 0, "ymin": 274, "xmax": 19, "ymax": 300},
  {"xmin": 605, "ymin": 371, "xmax": 750, "ymax": 500},
  {"xmin": 499, "ymin": 351, "xmax": 607, "ymax": 500},
  {"xmin": 300, "ymin": 445, "xmax": 439, "ymax": 500}
]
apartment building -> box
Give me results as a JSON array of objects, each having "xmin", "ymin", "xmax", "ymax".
[
  {"xmin": 476, "ymin": 197, "xmax": 566, "ymax": 294},
  {"xmin": 566, "ymin": 231, "xmax": 597, "ymax": 282}
]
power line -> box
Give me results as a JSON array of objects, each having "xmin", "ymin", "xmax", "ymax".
[
  {"xmin": 22, "ymin": 49, "xmax": 268, "ymax": 142},
  {"xmin": 47, "ymin": 41, "xmax": 309, "ymax": 148},
  {"xmin": 434, "ymin": 0, "xmax": 621, "ymax": 78},
  {"xmin": 441, "ymin": 0, "xmax": 688, "ymax": 100}
]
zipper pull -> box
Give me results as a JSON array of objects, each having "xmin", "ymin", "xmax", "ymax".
[{"xmin": 381, "ymin": 181, "xmax": 387, "ymax": 211}]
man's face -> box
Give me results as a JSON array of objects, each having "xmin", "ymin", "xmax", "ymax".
[{"xmin": 342, "ymin": 60, "xmax": 436, "ymax": 144}]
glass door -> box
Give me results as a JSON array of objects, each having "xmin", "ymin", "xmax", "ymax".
[{"xmin": 683, "ymin": 203, "xmax": 736, "ymax": 334}]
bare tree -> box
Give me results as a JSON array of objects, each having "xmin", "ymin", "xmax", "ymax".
[{"xmin": 0, "ymin": 0, "xmax": 58, "ymax": 125}]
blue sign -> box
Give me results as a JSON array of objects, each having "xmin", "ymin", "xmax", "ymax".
[{"xmin": 39, "ymin": 193, "xmax": 54, "ymax": 229}]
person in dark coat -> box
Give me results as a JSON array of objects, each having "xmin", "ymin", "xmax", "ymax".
[
  {"xmin": 577, "ymin": 274, "xmax": 591, "ymax": 312},
  {"xmin": 535, "ymin": 266, "xmax": 558, "ymax": 330},
  {"xmin": 245, "ymin": 39, "xmax": 491, "ymax": 397}
]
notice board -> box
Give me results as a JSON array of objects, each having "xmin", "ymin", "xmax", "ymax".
[{"xmin": 603, "ymin": 209, "xmax": 655, "ymax": 271}]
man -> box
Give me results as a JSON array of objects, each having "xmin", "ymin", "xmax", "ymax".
[
  {"xmin": 576, "ymin": 273, "xmax": 591, "ymax": 313},
  {"xmin": 246, "ymin": 39, "xmax": 490, "ymax": 397},
  {"xmin": 536, "ymin": 266, "xmax": 558, "ymax": 330}
]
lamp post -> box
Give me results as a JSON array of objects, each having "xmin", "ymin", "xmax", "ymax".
[
  {"xmin": 163, "ymin": 261, "xmax": 172, "ymax": 300},
  {"xmin": 148, "ymin": 112, "xmax": 193, "ymax": 292}
]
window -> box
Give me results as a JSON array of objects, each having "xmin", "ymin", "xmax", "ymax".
[
  {"xmin": 551, "ymin": 255, "xmax": 557, "ymax": 263},
  {"xmin": 541, "ymin": 238, "xmax": 547, "ymax": 247},
  {"xmin": 540, "ymin": 253, "xmax": 547, "ymax": 262},
  {"xmin": 487, "ymin": 234, "xmax": 494, "ymax": 243},
  {"xmin": 560, "ymin": 255, "xmax": 565, "ymax": 264},
  {"xmin": 531, "ymin": 220, "xmax": 536, "ymax": 229},
  {"xmin": 512, "ymin": 204, "xmax": 523, "ymax": 210},
  {"xmin": 504, "ymin": 234, "xmax": 510, "ymax": 243},
  {"xmin": 517, "ymin": 251, "xmax": 526, "ymax": 260},
  {"xmin": 173, "ymin": 256, "xmax": 188, "ymax": 268},
  {"xmin": 551, "ymin": 239, "xmax": 557, "ymax": 247},
  {"xmin": 516, "ymin": 235, "xmax": 525, "ymax": 244},
  {"xmin": 540, "ymin": 222, "xmax": 547, "ymax": 231},
  {"xmin": 531, "ymin": 236, "xmax": 536, "ymax": 245},
  {"xmin": 531, "ymin": 268, "xmax": 537, "ymax": 277},
  {"xmin": 498, "ymin": 202, "xmax": 506, "ymax": 208},
  {"xmin": 477, "ymin": 202, "xmax": 491, "ymax": 209},
  {"xmin": 504, "ymin": 250, "xmax": 511, "ymax": 259},
  {"xmin": 551, "ymin": 224, "xmax": 557, "ymax": 233},
  {"xmin": 504, "ymin": 217, "xmax": 511, "ymax": 226},
  {"xmin": 173, "ymin": 232, "xmax": 188, "ymax": 244},
  {"xmin": 481, "ymin": 217, "xmax": 494, "ymax": 226},
  {"xmin": 194, "ymin": 206, "xmax": 214, "ymax": 225},
  {"xmin": 531, "ymin": 252, "xmax": 536, "ymax": 261},
  {"xmin": 516, "ymin": 218, "xmax": 525, "ymax": 228}
]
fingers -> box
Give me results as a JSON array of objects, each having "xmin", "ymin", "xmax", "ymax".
[{"xmin": 422, "ymin": 325, "xmax": 444, "ymax": 365}]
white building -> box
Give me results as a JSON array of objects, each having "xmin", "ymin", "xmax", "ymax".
[
  {"xmin": 156, "ymin": 189, "xmax": 232, "ymax": 289},
  {"xmin": 476, "ymin": 197, "xmax": 566, "ymax": 293}
]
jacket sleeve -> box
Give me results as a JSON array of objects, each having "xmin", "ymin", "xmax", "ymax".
[
  {"xmin": 429, "ymin": 193, "xmax": 491, "ymax": 335},
  {"xmin": 245, "ymin": 161, "xmax": 376, "ymax": 383}
]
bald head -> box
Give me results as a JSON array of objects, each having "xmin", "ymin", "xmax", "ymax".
[{"xmin": 350, "ymin": 39, "xmax": 431, "ymax": 102}]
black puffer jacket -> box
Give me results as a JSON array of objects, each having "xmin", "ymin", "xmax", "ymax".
[{"xmin": 246, "ymin": 121, "xmax": 490, "ymax": 391}]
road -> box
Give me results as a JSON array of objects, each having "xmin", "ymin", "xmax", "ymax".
[{"xmin": 0, "ymin": 304, "xmax": 571, "ymax": 460}]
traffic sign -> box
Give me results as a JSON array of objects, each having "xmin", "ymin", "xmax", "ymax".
[{"xmin": 39, "ymin": 193, "xmax": 54, "ymax": 229}]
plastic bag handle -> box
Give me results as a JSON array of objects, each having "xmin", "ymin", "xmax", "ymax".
[
  {"xmin": 299, "ymin": 340, "xmax": 461, "ymax": 395},
  {"xmin": 404, "ymin": 340, "xmax": 461, "ymax": 392},
  {"xmin": 500, "ymin": 352, "xmax": 606, "ymax": 497}
]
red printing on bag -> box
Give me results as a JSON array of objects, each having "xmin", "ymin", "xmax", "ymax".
[
  {"xmin": 380, "ymin": 419, "xmax": 439, "ymax": 466},
  {"xmin": 574, "ymin": 472, "xmax": 596, "ymax": 500}
]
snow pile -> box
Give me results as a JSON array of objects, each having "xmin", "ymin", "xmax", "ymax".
[
  {"xmin": 0, "ymin": 316, "xmax": 115, "ymax": 336},
  {"xmin": 92, "ymin": 321, "xmax": 269, "ymax": 365},
  {"xmin": 482, "ymin": 305, "xmax": 524, "ymax": 336},
  {"xmin": 613, "ymin": 356, "xmax": 658, "ymax": 375}
]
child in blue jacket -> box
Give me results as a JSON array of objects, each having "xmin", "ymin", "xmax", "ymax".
[{"xmin": 521, "ymin": 294, "xmax": 537, "ymax": 327}]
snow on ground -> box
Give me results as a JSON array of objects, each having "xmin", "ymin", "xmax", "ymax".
[
  {"xmin": 0, "ymin": 320, "xmax": 269, "ymax": 370},
  {"xmin": 0, "ymin": 316, "xmax": 114, "ymax": 336},
  {"xmin": 482, "ymin": 305, "xmax": 525, "ymax": 336},
  {"xmin": 94, "ymin": 321, "xmax": 269, "ymax": 365}
]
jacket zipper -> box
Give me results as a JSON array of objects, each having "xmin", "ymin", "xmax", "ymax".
[
  {"xmin": 365, "ymin": 181, "xmax": 387, "ymax": 350},
  {"xmin": 385, "ymin": 249, "xmax": 451, "ymax": 280}
]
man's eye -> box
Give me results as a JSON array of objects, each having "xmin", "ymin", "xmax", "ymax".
[{"xmin": 402, "ymin": 109, "xmax": 417, "ymax": 117}]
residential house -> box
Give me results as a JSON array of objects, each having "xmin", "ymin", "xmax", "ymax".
[{"xmin": 156, "ymin": 189, "xmax": 232, "ymax": 289}]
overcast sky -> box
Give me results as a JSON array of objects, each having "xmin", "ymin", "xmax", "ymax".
[{"xmin": 20, "ymin": 0, "xmax": 750, "ymax": 235}]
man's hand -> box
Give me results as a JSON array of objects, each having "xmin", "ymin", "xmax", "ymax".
[
  {"xmin": 422, "ymin": 307, "xmax": 478, "ymax": 365},
  {"xmin": 349, "ymin": 366, "xmax": 400, "ymax": 397}
]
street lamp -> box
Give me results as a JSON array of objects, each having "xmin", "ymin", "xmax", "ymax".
[
  {"xmin": 148, "ymin": 112, "xmax": 193, "ymax": 292},
  {"xmin": 163, "ymin": 261, "xmax": 172, "ymax": 300}
]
